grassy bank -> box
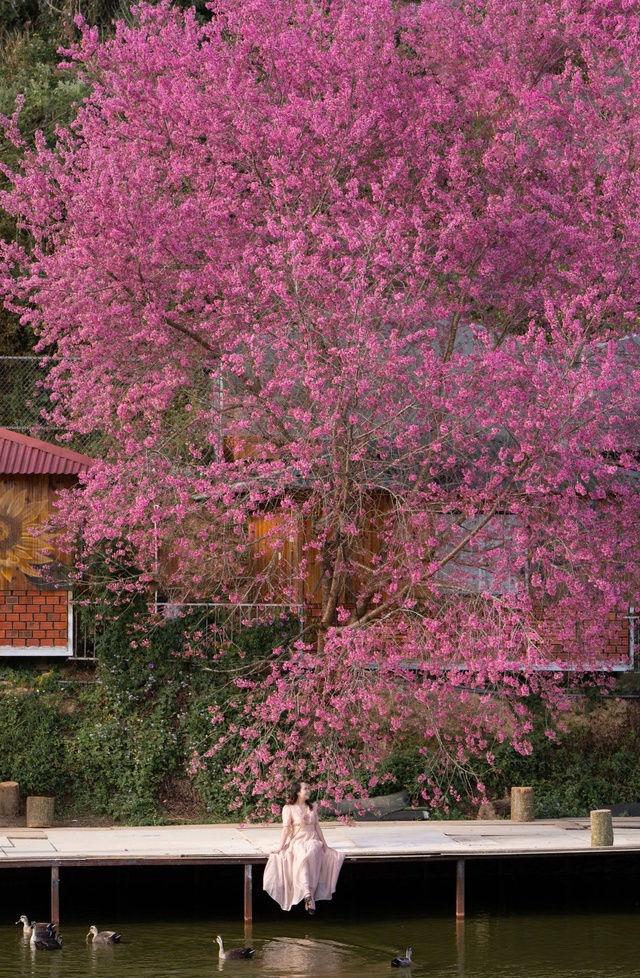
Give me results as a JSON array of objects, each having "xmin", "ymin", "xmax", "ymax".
[
  {"xmin": 0, "ymin": 600, "xmax": 302, "ymax": 824},
  {"xmin": 2, "ymin": 622, "xmax": 640, "ymax": 825}
]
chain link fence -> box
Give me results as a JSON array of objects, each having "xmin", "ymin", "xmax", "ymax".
[
  {"xmin": 0, "ymin": 356, "xmax": 48, "ymax": 433},
  {"xmin": 0, "ymin": 356, "xmax": 104, "ymax": 456}
]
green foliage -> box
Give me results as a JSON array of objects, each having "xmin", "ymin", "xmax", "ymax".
[
  {"xmin": 0, "ymin": 678, "xmax": 72, "ymax": 797},
  {"xmin": 0, "ymin": 600, "xmax": 299, "ymax": 822},
  {"xmin": 378, "ymin": 750, "xmax": 426, "ymax": 798},
  {"xmin": 0, "ymin": 20, "xmax": 87, "ymax": 353},
  {"xmin": 69, "ymin": 683, "xmax": 182, "ymax": 822},
  {"xmin": 163, "ymin": 609, "xmax": 302, "ymax": 819},
  {"xmin": 374, "ymin": 694, "xmax": 640, "ymax": 820},
  {"xmin": 1, "ymin": 600, "xmax": 638, "ymax": 825},
  {"xmin": 482, "ymin": 720, "xmax": 640, "ymax": 819}
]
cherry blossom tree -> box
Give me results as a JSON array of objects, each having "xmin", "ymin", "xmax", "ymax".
[{"xmin": 3, "ymin": 0, "xmax": 640, "ymax": 811}]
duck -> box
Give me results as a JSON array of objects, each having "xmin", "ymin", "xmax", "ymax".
[
  {"xmin": 27, "ymin": 921, "xmax": 58, "ymax": 945},
  {"xmin": 86, "ymin": 924, "xmax": 122, "ymax": 944},
  {"xmin": 15, "ymin": 916, "xmax": 34, "ymax": 937},
  {"xmin": 215, "ymin": 935, "xmax": 256, "ymax": 960},
  {"xmin": 391, "ymin": 947, "xmax": 413, "ymax": 968},
  {"xmin": 34, "ymin": 932, "xmax": 62, "ymax": 951}
]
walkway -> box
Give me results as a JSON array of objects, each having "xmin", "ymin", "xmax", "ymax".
[
  {"xmin": 4, "ymin": 818, "xmax": 639, "ymax": 924},
  {"xmin": 2, "ymin": 816, "xmax": 640, "ymax": 864}
]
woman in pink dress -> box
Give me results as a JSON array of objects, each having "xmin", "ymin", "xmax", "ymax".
[{"xmin": 263, "ymin": 781, "xmax": 344, "ymax": 914}]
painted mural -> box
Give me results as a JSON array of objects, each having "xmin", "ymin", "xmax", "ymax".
[{"xmin": 0, "ymin": 481, "xmax": 59, "ymax": 589}]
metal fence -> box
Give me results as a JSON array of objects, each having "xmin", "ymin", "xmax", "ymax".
[
  {"xmin": 0, "ymin": 356, "xmax": 105, "ymax": 455},
  {"xmin": 0, "ymin": 356, "xmax": 48, "ymax": 433},
  {"xmin": 73, "ymin": 602, "xmax": 304, "ymax": 661}
]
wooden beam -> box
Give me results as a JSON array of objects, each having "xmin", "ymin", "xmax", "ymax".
[
  {"xmin": 244, "ymin": 864, "xmax": 253, "ymax": 923},
  {"xmin": 51, "ymin": 865, "xmax": 60, "ymax": 927}
]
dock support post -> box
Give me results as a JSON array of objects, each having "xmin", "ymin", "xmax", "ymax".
[
  {"xmin": 456, "ymin": 919, "xmax": 465, "ymax": 974},
  {"xmin": 244, "ymin": 864, "xmax": 253, "ymax": 924},
  {"xmin": 455, "ymin": 859, "xmax": 465, "ymax": 919},
  {"xmin": 51, "ymin": 865, "xmax": 60, "ymax": 928}
]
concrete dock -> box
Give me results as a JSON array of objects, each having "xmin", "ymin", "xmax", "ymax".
[
  {"xmin": 2, "ymin": 817, "xmax": 640, "ymax": 864},
  {"xmin": 3, "ymin": 817, "xmax": 640, "ymax": 924}
]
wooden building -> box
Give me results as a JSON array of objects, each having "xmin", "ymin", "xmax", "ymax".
[
  {"xmin": 0, "ymin": 428, "xmax": 92, "ymax": 657},
  {"xmin": 0, "ymin": 424, "xmax": 631, "ymax": 669}
]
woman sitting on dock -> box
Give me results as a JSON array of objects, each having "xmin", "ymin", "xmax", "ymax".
[{"xmin": 263, "ymin": 781, "xmax": 344, "ymax": 914}]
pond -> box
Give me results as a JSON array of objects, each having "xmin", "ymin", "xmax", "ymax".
[{"xmin": 3, "ymin": 909, "xmax": 640, "ymax": 978}]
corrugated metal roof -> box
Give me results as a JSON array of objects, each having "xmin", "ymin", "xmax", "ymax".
[{"xmin": 0, "ymin": 428, "xmax": 93, "ymax": 476}]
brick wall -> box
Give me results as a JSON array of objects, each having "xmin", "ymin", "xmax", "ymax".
[
  {"xmin": 303, "ymin": 600, "xmax": 633, "ymax": 669},
  {"xmin": 601, "ymin": 609, "xmax": 631, "ymax": 668},
  {"xmin": 0, "ymin": 589, "xmax": 69, "ymax": 649},
  {"xmin": 540, "ymin": 608, "xmax": 631, "ymax": 669}
]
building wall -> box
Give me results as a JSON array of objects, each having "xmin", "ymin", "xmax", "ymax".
[{"xmin": 0, "ymin": 588, "xmax": 70, "ymax": 655}]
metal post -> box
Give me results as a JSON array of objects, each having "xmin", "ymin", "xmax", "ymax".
[
  {"xmin": 455, "ymin": 858, "xmax": 465, "ymax": 919},
  {"xmin": 244, "ymin": 864, "xmax": 253, "ymax": 924},
  {"xmin": 50, "ymin": 866, "xmax": 60, "ymax": 927}
]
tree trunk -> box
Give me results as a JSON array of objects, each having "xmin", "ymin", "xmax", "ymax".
[
  {"xmin": 510, "ymin": 786, "xmax": 534, "ymax": 822},
  {"xmin": 26, "ymin": 795, "xmax": 55, "ymax": 828},
  {"xmin": 329, "ymin": 790, "xmax": 410, "ymax": 817},
  {"xmin": 0, "ymin": 782, "xmax": 19, "ymax": 817}
]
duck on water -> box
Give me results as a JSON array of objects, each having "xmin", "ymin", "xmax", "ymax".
[
  {"xmin": 86, "ymin": 925, "xmax": 122, "ymax": 944},
  {"xmin": 391, "ymin": 947, "xmax": 413, "ymax": 968},
  {"xmin": 15, "ymin": 917, "xmax": 56, "ymax": 940},
  {"xmin": 215, "ymin": 935, "xmax": 255, "ymax": 960},
  {"xmin": 15, "ymin": 917, "xmax": 61, "ymax": 948}
]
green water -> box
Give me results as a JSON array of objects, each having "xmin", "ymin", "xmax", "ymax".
[{"xmin": 2, "ymin": 912, "xmax": 640, "ymax": 978}]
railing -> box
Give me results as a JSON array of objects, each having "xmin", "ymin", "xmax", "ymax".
[{"xmin": 73, "ymin": 602, "xmax": 304, "ymax": 661}]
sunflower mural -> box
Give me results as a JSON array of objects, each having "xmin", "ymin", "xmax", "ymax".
[{"xmin": 0, "ymin": 483, "xmax": 60, "ymax": 588}]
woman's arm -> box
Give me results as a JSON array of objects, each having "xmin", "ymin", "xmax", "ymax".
[
  {"xmin": 271, "ymin": 807, "xmax": 293, "ymax": 853},
  {"xmin": 314, "ymin": 807, "xmax": 329, "ymax": 850}
]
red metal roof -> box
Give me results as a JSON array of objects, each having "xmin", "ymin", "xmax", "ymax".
[{"xmin": 0, "ymin": 428, "xmax": 93, "ymax": 476}]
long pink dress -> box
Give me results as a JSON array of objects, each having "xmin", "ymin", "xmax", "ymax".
[{"xmin": 263, "ymin": 803, "xmax": 344, "ymax": 912}]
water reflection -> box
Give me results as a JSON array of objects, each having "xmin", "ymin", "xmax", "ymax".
[
  {"xmin": 4, "ymin": 911, "xmax": 640, "ymax": 978},
  {"xmin": 15, "ymin": 935, "xmax": 65, "ymax": 978},
  {"xmin": 86, "ymin": 939, "xmax": 118, "ymax": 974},
  {"xmin": 258, "ymin": 936, "xmax": 351, "ymax": 977},
  {"xmin": 456, "ymin": 919, "xmax": 465, "ymax": 975}
]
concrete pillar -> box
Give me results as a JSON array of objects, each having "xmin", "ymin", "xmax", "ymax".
[
  {"xmin": 0, "ymin": 781, "xmax": 19, "ymax": 817},
  {"xmin": 590, "ymin": 809, "xmax": 614, "ymax": 847},
  {"xmin": 26, "ymin": 795, "xmax": 54, "ymax": 828},
  {"xmin": 510, "ymin": 786, "xmax": 534, "ymax": 822}
]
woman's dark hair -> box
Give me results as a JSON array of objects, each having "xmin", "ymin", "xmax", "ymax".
[{"xmin": 286, "ymin": 781, "xmax": 313, "ymax": 808}]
